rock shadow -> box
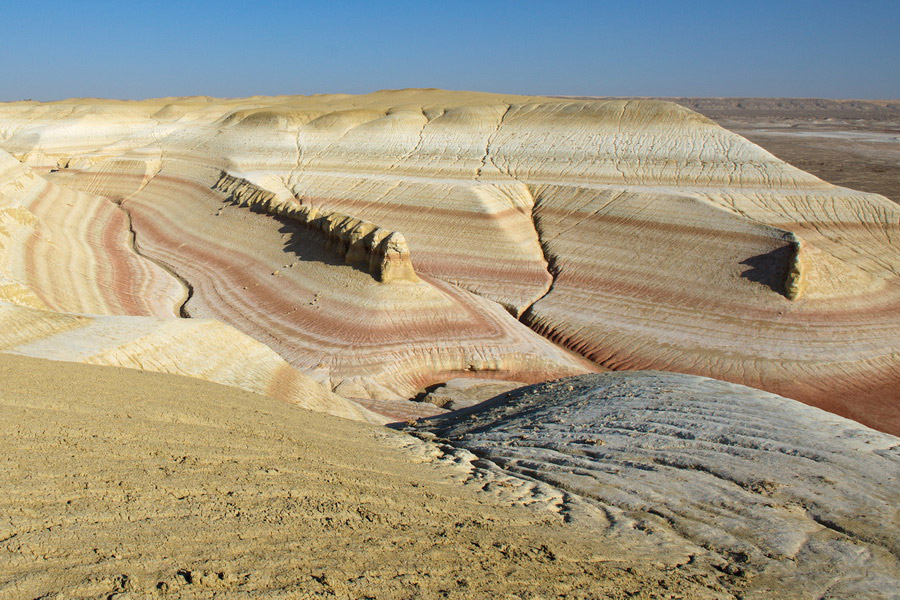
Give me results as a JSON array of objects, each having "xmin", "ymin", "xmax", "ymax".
[
  {"xmin": 242, "ymin": 204, "xmax": 372, "ymax": 278},
  {"xmin": 740, "ymin": 245, "xmax": 791, "ymax": 297}
]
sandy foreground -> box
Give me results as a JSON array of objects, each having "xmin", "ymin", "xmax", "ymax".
[{"xmin": 0, "ymin": 354, "xmax": 738, "ymax": 600}]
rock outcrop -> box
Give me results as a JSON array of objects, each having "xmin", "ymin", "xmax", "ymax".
[
  {"xmin": 40, "ymin": 156, "xmax": 595, "ymax": 405},
  {"xmin": 409, "ymin": 371, "xmax": 900, "ymax": 600},
  {"xmin": 214, "ymin": 172, "xmax": 419, "ymax": 284}
]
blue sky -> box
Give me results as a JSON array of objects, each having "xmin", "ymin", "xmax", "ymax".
[{"xmin": 2, "ymin": 0, "xmax": 897, "ymax": 100}]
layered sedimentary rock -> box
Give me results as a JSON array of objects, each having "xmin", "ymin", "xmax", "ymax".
[
  {"xmin": 117, "ymin": 159, "xmax": 593, "ymax": 402},
  {"xmin": 0, "ymin": 301, "xmax": 380, "ymax": 423},
  {"xmin": 410, "ymin": 372, "xmax": 900, "ymax": 600},
  {"xmin": 0, "ymin": 89, "xmax": 897, "ymax": 431},
  {"xmin": 0, "ymin": 148, "xmax": 379, "ymax": 422},
  {"xmin": 0, "ymin": 149, "xmax": 183, "ymax": 315}
]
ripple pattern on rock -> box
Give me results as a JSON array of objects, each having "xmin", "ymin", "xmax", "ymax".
[{"xmin": 413, "ymin": 371, "xmax": 900, "ymax": 599}]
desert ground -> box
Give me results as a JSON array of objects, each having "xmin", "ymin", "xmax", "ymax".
[
  {"xmin": 0, "ymin": 90, "xmax": 897, "ymax": 598},
  {"xmin": 2, "ymin": 354, "xmax": 742, "ymax": 599}
]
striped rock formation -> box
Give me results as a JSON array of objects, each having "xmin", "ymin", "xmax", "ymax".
[
  {"xmin": 0, "ymin": 149, "xmax": 183, "ymax": 315},
  {"xmin": 4, "ymin": 148, "xmax": 593, "ymax": 408},
  {"xmin": 0, "ymin": 90, "xmax": 896, "ymax": 431},
  {"xmin": 0, "ymin": 301, "xmax": 380, "ymax": 423},
  {"xmin": 0, "ymin": 148, "xmax": 380, "ymax": 422},
  {"xmin": 107, "ymin": 159, "xmax": 594, "ymax": 402}
]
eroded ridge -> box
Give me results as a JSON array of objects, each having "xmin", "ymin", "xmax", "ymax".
[
  {"xmin": 783, "ymin": 231, "xmax": 808, "ymax": 301},
  {"xmin": 214, "ymin": 172, "xmax": 419, "ymax": 284}
]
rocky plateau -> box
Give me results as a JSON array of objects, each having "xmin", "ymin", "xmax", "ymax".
[{"xmin": 0, "ymin": 90, "xmax": 896, "ymax": 598}]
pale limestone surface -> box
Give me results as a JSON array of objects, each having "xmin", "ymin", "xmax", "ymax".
[{"xmin": 410, "ymin": 371, "xmax": 900, "ymax": 600}]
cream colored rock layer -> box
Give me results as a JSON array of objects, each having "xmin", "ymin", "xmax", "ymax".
[{"xmin": 0, "ymin": 301, "xmax": 381, "ymax": 423}]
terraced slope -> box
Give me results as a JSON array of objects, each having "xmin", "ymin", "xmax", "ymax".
[
  {"xmin": 0, "ymin": 89, "xmax": 896, "ymax": 430},
  {"xmin": 0, "ymin": 149, "xmax": 182, "ymax": 315},
  {"xmin": 0, "ymin": 148, "xmax": 378, "ymax": 422}
]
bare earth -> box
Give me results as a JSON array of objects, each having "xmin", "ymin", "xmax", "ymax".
[
  {"xmin": 678, "ymin": 99, "xmax": 900, "ymax": 204},
  {"xmin": 0, "ymin": 354, "xmax": 735, "ymax": 600}
]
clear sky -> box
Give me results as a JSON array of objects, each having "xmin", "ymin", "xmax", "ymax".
[{"xmin": 2, "ymin": 0, "xmax": 897, "ymax": 101}]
